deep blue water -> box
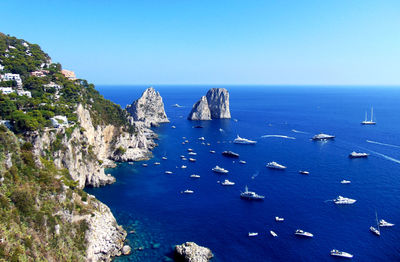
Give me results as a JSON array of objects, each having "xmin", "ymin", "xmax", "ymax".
[{"xmin": 86, "ymin": 86, "xmax": 400, "ymax": 262}]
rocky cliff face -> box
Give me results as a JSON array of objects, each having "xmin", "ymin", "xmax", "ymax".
[
  {"xmin": 188, "ymin": 88, "xmax": 231, "ymax": 120},
  {"xmin": 175, "ymin": 242, "xmax": 213, "ymax": 262},
  {"xmin": 126, "ymin": 87, "xmax": 169, "ymax": 127}
]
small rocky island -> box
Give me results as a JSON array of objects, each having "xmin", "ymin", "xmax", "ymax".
[
  {"xmin": 188, "ymin": 88, "xmax": 231, "ymax": 120},
  {"xmin": 175, "ymin": 242, "xmax": 213, "ymax": 262},
  {"xmin": 126, "ymin": 87, "xmax": 169, "ymax": 127}
]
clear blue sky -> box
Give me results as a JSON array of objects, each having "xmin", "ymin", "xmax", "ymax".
[{"xmin": 2, "ymin": 0, "xmax": 400, "ymax": 85}]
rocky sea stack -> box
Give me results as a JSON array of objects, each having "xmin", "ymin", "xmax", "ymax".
[
  {"xmin": 188, "ymin": 88, "xmax": 231, "ymax": 120},
  {"xmin": 126, "ymin": 87, "xmax": 169, "ymax": 127},
  {"xmin": 175, "ymin": 242, "xmax": 213, "ymax": 262}
]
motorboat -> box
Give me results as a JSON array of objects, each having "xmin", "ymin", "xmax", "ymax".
[
  {"xmin": 182, "ymin": 158, "xmax": 187, "ymax": 161},
  {"xmin": 187, "ymin": 148, "xmax": 194, "ymax": 152},
  {"xmin": 341, "ymin": 180, "xmax": 351, "ymax": 184},
  {"xmin": 210, "ymin": 150, "xmax": 216, "ymax": 154},
  {"xmin": 181, "ymin": 165, "xmax": 187, "ymax": 169},
  {"xmin": 154, "ymin": 162, "xmax": 161, "ymax": 165},
  {"xmin": 275, "ymin": 217, "xmax": 284, "ymax": 222},
  {"xmin": 171, "ymin": 125, "xmax": 176, "ymax": 129},
  {"xmin": 312, "ymin": 133, "xmax": 335, "ymax": 141},
  {"xmin": 212, "ymin": 166, "xmax": 229, "ymax": 174},
  {"xmin": 379, "ymin": 219, "xmax": 395, "ymax": 227},
  {"xmin": 234, "ymin": 135, "xmax": 257, "ymax": 144},
  {"xmin": 180, "ymin": 155, "xmax": 185, "ymax": 158},
  {"xmin": 240, "ymin": 186, "xmax": 265, "ymax": 200},
  {"xmin": 270, "ymin": 231, "xmax": 278, "ymax": 237},
  {"xmin": 248, "ymin": 232, "xmax": 258, "ymax": 237},
  {"xmin": 330, "ymin": 249, "xmax": 353, "ymax": 258},
  {"xmin": 349, "ymin": 152, "xmax": 369, "ymax": 158},
  {"xmin": 370, "ymin": 211, "xmax": 381, "ymax": 236},
  {"xmin": 294, "ymin": 229, "xmax": 313, "ymax": 238},
  {"xmin": 189, "ymin": 158, "xmax": 196, "ymax": 162},
  {"xmin": 361, "ymin": 107, "xmax": 376, "ymax": 125},
  {"xmin": 239, "ymin": 160, "xmax": 246, "ymax": 164},
  {"xmin": 142, "ymin": 163, "xmax": 148, "ymax": 167},
  {"xmin": 188, "ymin": 152, "xmax": 197, "ymax": 155},
  {"xmin": 221, "ymin": 179, "xmax": 235, "ymax": 186},
  {"xmin": 128, "ymin": 162, "xmax": 134, "ymax": 165},
  {"xmin": 190, "ymin": 174, "xmax": 200, "ymax": 178},
  {"xmin": 222, "ymin": 151, "xmax": 240, "ymax": 158},
  {"xmin": 299, "ymin": 170, "xmax": 309, "ymax": 175},
  {"xmin": 162, "ymin": 157, "xmax": 167, "ymax": 160},
  {"xmin": 333, "ymin": 196, "xmax": 357, "ymax": 204},
  {"xmin": 172, "ymin": 104, "xmax": 182, "ymax": 107},
  {"xmin": 183, "ymin": 189, "xmax": 194, "ymax": 194},
  {"xmin": 266, "ymin": 161, "xmax": 287, "ymax": 170},
  {"xmin": 198, "ymin": 137, "xmax": 205, "ymax": 141},
  {"xmin": 165, "ymin": 171, "xmax": 173, "ymax": 174}
]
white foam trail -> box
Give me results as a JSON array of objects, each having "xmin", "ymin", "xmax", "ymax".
[
  {"xmin": 261, "ymin": 135, "xmax": 296, "ymax": 140},
  {"xmin": 291, "ymin": 129, "xmax": 309, "ymax": 134},
  {"xmin": 369, "ymin": 150, "xmax": 400, "ymax": 164},
  {"xmin": 251, "ymin": 171, "xmax": 259, "ymax": 180},
  {"xmin": 366, "ymin": 140, "xmax": 400, "ymax": 149},
  {"xmin": 219, "ymin": 128, "xmax": 224, "ymax": 132}
]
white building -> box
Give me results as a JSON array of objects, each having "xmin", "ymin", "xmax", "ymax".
[
  {"xmin": 16, "ymin": 90, "xmax": 31, "ymax": 98},
  {"xmin": 0, "ymin": 87, "xmax": 14, "ymax": 95},
  {"xmin": 0, "ymin": 120, "xmax": 12, "ymax": 129},
  {"xmin": 50, "ymin": 116, "xmax": 68, "ymax": 128},
  {"xmin": 22, "ymin": 42, "xmax": 29, "ymax": 47},
  {"xmin": 44, "ymin": 82, "xmax": 62, "ymax": 90},
  {"xmin": 0, "ymin": 64, "xmax": 4, "ymax": 71},
  {"xmin": 1, "ymin": 73, "xmax": 22, "ymax": 87}
]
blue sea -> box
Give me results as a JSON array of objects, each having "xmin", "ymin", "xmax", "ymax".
[{"xmin": 86, "ymin": 86, "xmax": 400, "ymax": 262}]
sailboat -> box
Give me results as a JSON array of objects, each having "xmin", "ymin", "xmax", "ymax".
[
  {"xmin": 361, "ymin": 107, "xmax": 376, "ymax": 125},
  {"xmin": 370, "ymin": 211, "xmax": 381, "ymax": 236}
]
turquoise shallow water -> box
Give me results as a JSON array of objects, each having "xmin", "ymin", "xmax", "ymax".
[{"xmin": 86, "ymin": 86, "xmax": 400, "ymax": 262}]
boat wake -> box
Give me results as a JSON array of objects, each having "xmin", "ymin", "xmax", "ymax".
[
  {"xmin": 251, "ymin": 171, "xmax": 259, "ymax": 180},
  {"xmin": 366, "ymin": 140, "xmax": 400, "ymax": 149},
  {"xmin": 261, "ymin": 135, "xmax": 296, "ymax": 140},
  {"xmin": 368, "ymin": 150, "xmax": 400, "ymax": 165},
  {"xmin": 291, "ymin": 129, "xmax": 309, "ymax": 134}
]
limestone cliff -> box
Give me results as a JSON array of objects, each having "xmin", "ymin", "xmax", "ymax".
[
  {"xmin": 188, "ymin": 88, "xmax": 231, "ymax": 120},
  {"xmin": 175, "ymin": 242, "xmax": 213, "ymax": 262},
  {"xmin": 126, "ymin": 87, "xmax": 169, "ymax": 127}
]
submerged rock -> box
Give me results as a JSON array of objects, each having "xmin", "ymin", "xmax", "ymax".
[
  {"xmin": 188, "ymin": 88, "xmax": 230, "ymax": 120},
  {"xmin": 175, "ymin": 242, "xmax": 213, "ymax": 262},
  {"xmin": 126, "ymin": 87, "xmax": 169, "ymax": 127}
]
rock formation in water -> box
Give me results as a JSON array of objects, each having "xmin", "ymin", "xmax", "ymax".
[
  {"xmin": 188, "ymin": 88, "xmax": 231, "ymax": 120},
  {"xmin": 175, "ymin": 242, "xmax": 214, "ymax": 262},
  {"xmin": 126, "ymin": 87, "xmax": 169, "ymax": 127}
]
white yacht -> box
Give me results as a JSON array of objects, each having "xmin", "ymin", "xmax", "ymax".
[
  {"xmin": 181, "ymin": 165, "xmax": 187, "ymax": 169},
  {"xmin": 330, "ymin": 249, "xmax": 354, "ymax": 258},
  {"xmin": 165, "ymin": 171, "xmax": 173, "ymax": 174},
  {"xmin": 154, "ymin": 162, "xmax": 161, "ymax": 165},
  {"xmin": 295, "ymin": 229, "xmax": 313, "ymax": 238},
  {"xmin": 266, "ymin": 161, "xmax": 287, "ymax": 170},
  {"xmin": 341, "ymin": 180, "xmax": 351, "ymax": 184},
  {"xmin": 361, "ymin": 107, "xmax": 376, "ymax": 125},
  {"xmin": 270, "ymin": 231, "xmax": 278, "ymax": 237},
  {"xmin": 183, "ymin": 189, "xmax": 194, "ymax": 194},
  {"xmin": 275, "ymin": 217, "xmax": 284, "ymax": 222},
  {"xmin": 212, "ymin": 166, "xmax": 229, "ymax": 174},
  {"xmin": 128, "ymin": 162, "xmax": 134, "ymax": 165},
  {"xmin": 299, "ymin": 170, "xmax": 309, "ymax": 175},
  {"xmin": 182, "ymin": 142, "xmax": 186, "ymax": 145},
  {"xmin": 198, "ymin": 137, "xmax": 205, "ymax": 141},
  {"xmin": 188, "ymin": 152, "xmax": 197, "ymax": 155},
  {"xmin": 240, "ymin": 186, "xmax": 265, "ymax": 200},
  {"xmin": 233, "ymin": 135, "xmax": 257, "ymax": 144},
  {"xmin": 248, "ymin": 232, "xmax": 258, "ymax": 237},
  {"xmin": 333, "ymin": 196, "xmax": 357, "ymax": 204},
  {"xmin": 171, "ymin": 125, "xmax": 176, "ymax": 129},
  {"xmin": 142, "ymin": 163, "xmax": 148, "ymax": 167},
  {"xmin": 182, "ymin": 158, "xmax": 187, "ymax": 161},
  {"xmin": 349, "ymin": 151, "xmax": 369, "ymax": 158},
  {"xmin": 187, "ymin": 148, "xmax": 193, "ymax": 152},
  {"xmin": 180, "ymin": 155, "xmax": 185, "ymax": 158},
  {"xmin": 239, "ymin": 160, "xmax": 246, "ymax": 164},
  {"xmin": 162, "ymin": 156, "xmax": 167, "ymax": 160},
  {"xmin": 190, "ymin": 174, "xmax": 200, "ymax": 178},
  {"xmin": 210, "ymin": 150, "xmax": 216, "ymax": 154},
  {"xmin": 370, "ymin": 212, "xmax": 381, "ymax": 236},
  {"xmin": 185, "ymin": 140, "xmax": 189, "ymax": 143},
  {"xmin": 221, "ymin": 179, "xmax": 235, "ymax": 186},
  {"xmin": 312, "ymin": 133, "xmax": 335, "ymax": 141},
  {"xmin": 189, "ymin": 158, "xmax": 196, "ymax": 162},
  {"xmin": 379, "ymin": 219, "xmax": 395, "ymax": 227}
]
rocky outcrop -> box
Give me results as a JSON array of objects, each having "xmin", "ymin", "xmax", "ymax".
[
  {"xmin": 126, "ymin": 87, "xmax": 169, "ymax": 127},
  {"xmin": 188, "ymin": 88, "xmax": 230, "ymax": 120},
  {"xmin": 175, "ymin": 242, "xmax": 213, "ymax": 262}
]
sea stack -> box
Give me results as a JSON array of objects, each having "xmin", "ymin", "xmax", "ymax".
[
  {"xmin": 188, "ymin": 88, "xmax": 231, "ymax": 120},
  {"xmin": 126, "ymin": 87, "xmax": 169, "ymax": 127},
  {"xmin": 175, "ymin": 242, "xmax": 214, "ymax": 262}
]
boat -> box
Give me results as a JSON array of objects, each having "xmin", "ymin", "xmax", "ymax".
[
  {"xmin": 275, "ymin": 217, "xmax": 284, "ymax": 222},
  {"xmin": 172, "ymin": 104, "xmax": 182, "ymax": 107},
  {"xmin": 128, "ymin": 162, "xmax": 134, "ymax": 165},
  {"xmin": 182, "ymin": 142, "xmax": 186, "ymax": 144},
  {"xmin": 181, "ymin": 165, "xmax": 187, "ymax": 169},
  {"xmin": 171, "ymin": 125, "xmax": 176, "ymax": 129},
  {"xmin": 188, "ymin": 152, "xmax": 197, "ymax": 155},
  {"xmin": 165, "ymin": 171, "xmax": 173, "ymax": 174},
  {"xmin": 207, "ymin": 143, "xmax": 211, "ymax": 146},
  {"xmin": 349, "ymin": 151, "xmax": 369, "ymax": 158},
  {"xmin": 312, "ymin": 133, "xmax": 335, "ymax": 141},
  {"xmin": 154, "ymin": 162, "xmax": 160, "ymax": 165},
  {"xmin": 222, "ymin": 151, "xmax": 240, "ymax": 158},
  {"xmin": 361, "ymin": 107, "xmax": 376, "ymax": 125},
  {"xmin": 341, "ymin": 180, "xmax": 351, "ymax": 184},
  {"xmin": 183, "ymin": 189, "xmax": 194, "ymax": 194},
  {"xmin": 198, "ymin": 137, "xmax": 205, "ymax": 141},
  {"xmin": 209, "ymin": 150, "xmax": 216, "ymax": 154},
  {"xmin": 240, "ymin": 186, "xmax": 265, "ymax": 200},
  {"xmin": 162, "ymin": 157, "xmax": 167, "ymax": 160},
  {"xmin": 185, "ymin": 140, "xmax": 189, "ymax": 143},
  {"xmin": 212, "ymin": 166, "xmax": 229, "ymax": 174},
  {"xmin": 266, "ymin": 161, "xmax": 287, "ymax": 170},
  {"xmin": 180, "ymin": 155, "xmax": 185, "ymax": 158},
  {"xmin": 330, "ymin": 249, "xmax": 354, "ymax": 258},
  {"xmin": 294, "ymin": 229, "xmax": 313, "ymax": 238},
  {"xmin": 190, "ymin": 174, "xmax": 200, "ymax": 178},
  {"xmin": 379, "ymin": 219, "xmax": 395, "ymax": 227},
  {"xmin": 187, "ymin": 148, "xmax": 194, "ymax": 152},
  {"xmin": 189, "ymin": 158, "xmax": 196, "ymax": 162},
  {"xmin": 221, "ymin": 179, "xmax": 235, "ymax": 186},
  {"xmin": 370, "ymin": 211, "xmax": 381, "ymax": 236},
  {"xmin": 233, "ymin": 135, "xmax": 257, "ymax": 144},
  {"xmin": 248, "ymin": 232, "xmax": 258, "ymax": 237},
  {"xmin": 333, "ymin": 196, "xmax": 357, "ymax": 204},
  {"xmin": 270, "ymin": 231, "xmax": 278, "ymax": 237},
  {"xmin": 299, "ymin": 170, "xmax": 309, "ymax": 175},
  {"xmin": 239, "ymin": 160, "xmax": 246, "ymax": 164},
  {"xmin": 142, "ymin": 163, "xmax": 148, "ymax": 167}
]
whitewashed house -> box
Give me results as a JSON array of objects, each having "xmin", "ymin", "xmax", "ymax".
[
  {"xmin": 0, "ymin": 64, "xmax": 4, "ymax": 71},
  {"xmin": 16, "ymin": 89, "xmax": 31, "ymax": 98},
  {"xmin": 0, "ymin": 120, "xmax": 12, "ymax": 129},
  {"xmin": 0, "ymin": 87, "xmax": 14, "ymax": 95},
  {"xmin": 1, "ymin": 73, "xmax": 22, "ymax": 87}
]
